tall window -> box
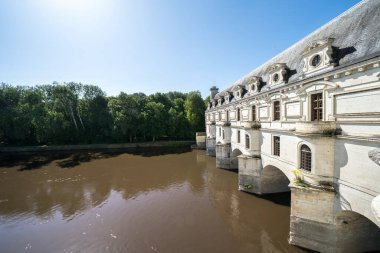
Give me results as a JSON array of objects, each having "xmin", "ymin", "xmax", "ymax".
[
  {"xmin": 237, "ymin": 108, "xmax": 240, "ymax": 121},
  {"xmin": 219, "ymin": 127, "xmax": 221, "ymax": 137},
  {"xmin": 273, "ymin": 136, "xmax": 280, "ymax": 156},
  {"xmin": 311, "ymin": 93, "xmax": 323, "ymax": 121},
  {"xmin": 300, "ymin": 145, "xmax": 312, "ymax": 172},
  {"xmin": 226, "ymin": 110, "xmax": 229, "ymax": 122},
  {"xmin": 252, "ymin": 105, "xmax": 256, "ymax": 121},
  {"xmin": 273, "ymin": 101, "xmax": 280, "ymax": 121},
  {"xmin": 222, "ymin": 130, "xmax": 225, "ymax": 139},
  {"xmin": 219, "ymin": 111, "xmax": 221, "ymax": 121},
  {"xmin": 245, "ymin": 134, "xmax": 250, "ymax": 149},
  {"xmin": 237, "ymin": 130, "xmax": 240, "ymax": 143}
]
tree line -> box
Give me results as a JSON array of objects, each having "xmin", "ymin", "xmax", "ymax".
[{"xmin": 0, "ymin": 82, "xmax": 206, "ymax": 146}]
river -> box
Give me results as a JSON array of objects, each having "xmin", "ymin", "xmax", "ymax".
[{"xmin": 0, "ymin": 149, "xmax": 308, "ymax": 253}]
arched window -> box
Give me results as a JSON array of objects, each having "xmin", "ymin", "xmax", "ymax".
[{"xmin": 300, "ymin": 145, "xmax": 312, "ymax": 171}]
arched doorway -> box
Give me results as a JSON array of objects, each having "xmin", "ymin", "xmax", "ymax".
[{"xmin": 260, "ymin": 165, "xmax": 290, "ymax": 194}]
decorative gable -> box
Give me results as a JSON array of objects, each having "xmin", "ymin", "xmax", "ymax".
[
  {"xmin": 246, "ymin": 76, "xmax": 261, "ymax": 94},
  {"xmin": 233, "ymin": 85, "xmax": 246, "ymax": 100},
  {"xmin": 211, "ymin": 99, "xmax": 217, "ymax": 108},
  {"xmin": 267, "ymin": 63, "xmax": 288, "ymax": 86},
  {"xmin": 222, "ymin": 91, "xmax": 233, "ymax": 104},
  {"xmin": 301, "ymin": 38, "xmax": 336, "ymax": 78}
]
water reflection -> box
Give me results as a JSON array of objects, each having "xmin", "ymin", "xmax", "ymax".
[{"xmin": 0, "ymin": 149, "xmax": 307, "ymax": 253}]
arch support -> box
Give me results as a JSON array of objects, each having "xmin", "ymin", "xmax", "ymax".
[
  {"xmin": 289, "ymin": 186, "xmax": 380, "ymax": 252},
  {"xmin": 238, "ymin": 162, "xmax": 290, "ymax": 195}
]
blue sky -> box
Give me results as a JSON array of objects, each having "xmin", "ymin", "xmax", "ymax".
[{"xmin": 0, "ymin": 0, "xmax": 361, "ymax": 98}]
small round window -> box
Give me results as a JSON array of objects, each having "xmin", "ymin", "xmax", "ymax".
[
  {"xmin": 311, "ymin": 54, "xmax": 321, "ymax": 67},
  {"xmin": 273, "ymin": 73, "xmax": 279, "ymax": 82}
]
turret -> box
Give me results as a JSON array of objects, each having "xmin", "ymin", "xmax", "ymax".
[{"xmin": 210, "ymin": 86, "xmax": 219, "ymax": 101}]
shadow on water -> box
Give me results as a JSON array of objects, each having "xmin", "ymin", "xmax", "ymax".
[
  {"xmin": 0, "ymin": 146, "xmax": 192, "ymax": 171},
  {"xmin": 243, "ymin": 191, "xmax": 291, "ymax": 207}
]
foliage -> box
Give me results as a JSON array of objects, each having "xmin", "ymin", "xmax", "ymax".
[
  {"xmin": 291, "ymin": 169, "xmax": 309, "ymax": 187},
  {"xmin": 0, "ymin": 82, "xmax": 206, "ymax": 145}
]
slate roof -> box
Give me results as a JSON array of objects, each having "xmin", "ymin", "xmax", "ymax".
[{"xmin": 215, "ymin": 0, "xmax": 380, "ymax": 97}]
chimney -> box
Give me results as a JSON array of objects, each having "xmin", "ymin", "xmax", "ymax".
[{"xmin": 210, "ymin": 86, "xmax": 219, "ymax": 100}]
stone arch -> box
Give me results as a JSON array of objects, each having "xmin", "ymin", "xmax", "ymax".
[
  {"xmin": 334, "ymin": 210, "xmax": 380, "ymax": 252},
  {"xmin": 231, "ymin": 148, "xmax": 243, "ymax": 158},
  {"xmin": 260, "ymin": 164, "xmax": 291, "ymax": 194},
  {"xmin": 230, "ymin": 148, "xmax": 243, "ymax": 170}
]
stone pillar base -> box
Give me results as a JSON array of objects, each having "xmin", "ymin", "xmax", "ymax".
[
  {"xmin": 289, "ymin": 186, "xmax": 380, "ymax": 253},
  {"xmin": 238, "ymin": 156, "xmax": 263, "ymax": 194},
  {"xmin": 289, "ymin": 216, "xmax": 336, "ymax": 252},
  {"xmin": 206, "ymin": 138, "xmax": 216, "ymax": 156},
  {"xmin": 216, "ymin": 143, "xmax": 237, "ymax": 170}
]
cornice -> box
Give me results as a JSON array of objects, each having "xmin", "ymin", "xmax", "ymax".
[{"xmin": 206, "ymin": 56, "xmax": 380, "ymax": 112}]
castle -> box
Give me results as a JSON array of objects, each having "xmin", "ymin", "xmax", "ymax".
[{"xmin": 205, "ymin": 1, "xmax": 380, "ymax": 252}]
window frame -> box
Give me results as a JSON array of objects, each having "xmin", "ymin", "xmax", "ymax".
[
  {"xmin": 252, "ymin": 105, "xmax": 256, "ymax": 121},
  {"xmin": 273, "ymin": 101, "xmax": 281, "ymax": 121},
  {"xmin": 273, "ymin": 136, "xmax": 280, "ymax": 156},
  {"xmin": 311, "ymin": 92, "xmax": 323, "ymax": 121},
  {"xmin": 300, "ymin": 144, "xmax": 312, "ymax": 172},
  {"xmin": 245, "ymin": 134, "xmax": 250, "ymax": 149}
]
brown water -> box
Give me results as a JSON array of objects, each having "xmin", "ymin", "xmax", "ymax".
[{"xmin": 0, "ymin": 149, "xmax": 307, "ymax": 253}]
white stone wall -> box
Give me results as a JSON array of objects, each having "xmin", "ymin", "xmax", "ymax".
[{"xmin": 206, "ymin": 57, "xmax": 380, "ymax": 228}]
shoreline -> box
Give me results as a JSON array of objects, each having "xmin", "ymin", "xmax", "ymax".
[{"xmin": 0, "ymin": 141, "xmax": 195, "ymax": 154}]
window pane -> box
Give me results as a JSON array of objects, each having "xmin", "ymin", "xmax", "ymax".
[
  {"xmin": 300, "ymin": 145, "xmax": 312, "ymax": 171},
  {"xmin": 273, "ymin": 101, "xmax": 280, "ymax": 121},
  {"xmin": 274, "ymin": 136, "xmax": 280, "ymax": 156},
  {"xmin": 311, "ymin": 93, "xmax": 323, "ymax": 121}
]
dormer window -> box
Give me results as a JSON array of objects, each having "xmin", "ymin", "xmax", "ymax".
[
  {"xmin": 223, "ymin": 91, "xmax": 232, "ymax": 104},
  {"xmin": 267, "ymin": 63, "xmax": 288, "ymax": 86},
  {"xmin": 301, "ymin": 38, "xmax": 336, "ymax": 78},
  {"xmin": 247, "ymin": 76, "xmax": 261, "ymax": 94},
  {"xmin": 233, "ymin": 85, "xmax": 245, "ymax": 100}
]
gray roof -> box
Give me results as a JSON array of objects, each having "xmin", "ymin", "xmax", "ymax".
[{"xmin": 216, "ymin": 0, "xmax": 380, "ymax": 96}]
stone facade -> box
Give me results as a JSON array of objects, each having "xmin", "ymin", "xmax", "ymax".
[{"xmin": 205, "ymin": 1, "xmax": 380, "ymax": 252}]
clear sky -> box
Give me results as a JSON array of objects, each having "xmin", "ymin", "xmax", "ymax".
[{"xmin": 0, "ymin": 0, "xmax": 361, "ymax": 98}]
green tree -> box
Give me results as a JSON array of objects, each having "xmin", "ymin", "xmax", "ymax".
[{"xmin": 184, "ymin": 91, "xmax": 206, "ymax": 134}]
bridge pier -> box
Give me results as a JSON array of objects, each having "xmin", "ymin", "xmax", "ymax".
[
  {"xmin": 216, "ymin": 143, "xmax": 239, "ymax": 169},
  {"xmin": 289, "ymin": 186, "xmax": 380, "ymax": 253},
  {"xmin": 206, "ymin": 137, "xmax": 216, "ymax": 156},
  {"xmin": 206, "ymin": 123, "xmax": 216, "ymax": 156}
]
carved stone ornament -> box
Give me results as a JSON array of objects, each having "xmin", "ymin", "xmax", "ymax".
[
  {"xmin": 301, "ymin": 38, "xmax": 336, "ymax": 77},
  {"xmin": 222, "ymin": 91, "xmax": 232, "ymax": 104},
  {"xmin": 233, "ymin": 84, "xmax": 245, "ymax": 100},
  {"xmin": 267, "ymin": 63, "xmax": 288, "ymax": 86},
  {"xmin": 247, "ymin": 76, "xmax": 261, "ymax": 93}
]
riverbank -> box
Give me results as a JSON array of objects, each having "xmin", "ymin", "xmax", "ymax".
[{"xmin": 0, "ymin": 141, "xmax": 195, "ymax": 154}]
